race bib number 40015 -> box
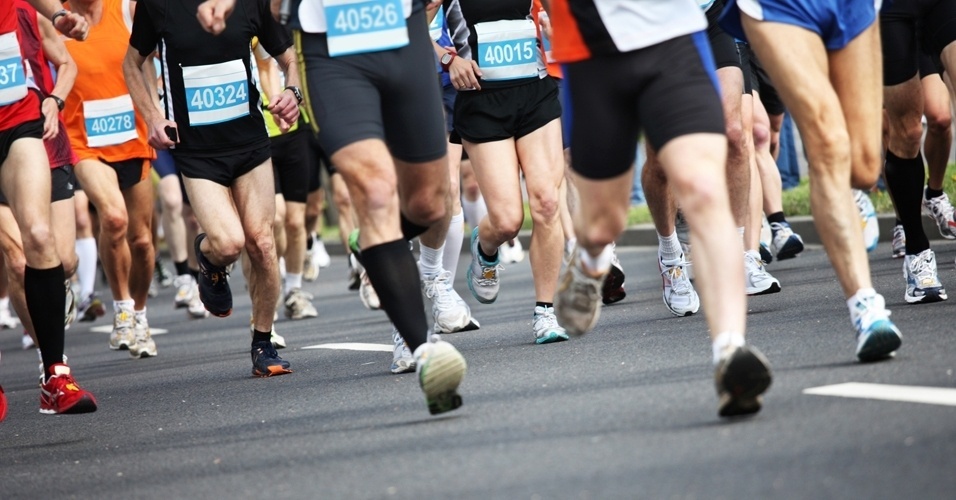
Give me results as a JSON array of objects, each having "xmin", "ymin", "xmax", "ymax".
[
  {"xmin": 324, "ymin": 0, "xmax": 409, "ymax": 57},
  {"xmin": 83, "ymin": 95, "xmax": 138, "ymax": 148},
  {"xmin": 475, "ymin": 19, "xmax": 540, "ymax": 82},
  {"xmin": 182, "ymin": 59, "xmax": 250, "ymax": 126}
]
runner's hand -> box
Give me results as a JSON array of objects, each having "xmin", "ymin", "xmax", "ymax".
[
  {"xmin": 40, "ymin": 97, "xmax": 60, "ymax": 140},
  {"xmin": 448, "ymin": 51, "xmax": 482, "ymax": 91},
  {"xmin": 268, "ymin": 90, "xmax": 300, "ymax": 131},
  {"xmin": 53, "ymin": 12, "xmax": 88, "ymax": 41},
  {"xmin": 148, "ymin": 118, "xmax": 178, "ymax": 150},
  {"xmin": 197, "ymin": 0, "xmax": 235, "ymax": 35}
]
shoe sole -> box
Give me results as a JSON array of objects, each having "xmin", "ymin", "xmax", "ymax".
[
  {"xmin": 746, "ymin": 282, "xmax": 781, "ymax": 296},
  {"xmin": 436, "ymin": 317, "xmax": 481, "ymax": 334},
  {"xmin": 535, "ymin": 331, "xmax": 570, "ymax": 345},
  {"xmin": 109, "ymin": 341, "xmax": 131, "ymax": 351},
  {"xmin": 420, "ymin": 343, "xmax": 466, "ymax": 415},
  {"xmin": 775, "ymin": 240, "xmax": 804, "ymax": 261},
  {"xmin": 130, "ymin": 347, "xmax": 158, "ymax": 358},
  {"xmin": 664, "ymin": 298, "xmax": 699, "ymax": 317},
  {"xmin": 40, "ymin": 395, "xmax": 98, "ymax": 415},
  {"xmin": 252, "ymin": 365, "xmax": 293, "ymax": 377},
  {"xmin": 717, "ymin": 347, "xmax": 772, "ymax": 418},
  {"xmin": 904, "ymin": 289, "xmax": 947, "ymax": 304},
  {"xmin": 857, "ymin": 324, "xmax": 903, "ymax": 362},
  {"xmin": 602, "ymin": 266, "xmax": 626, "ymax": 305},
  {"xmin": 390, "ymin": 360, "xmax": 416, "ymax": 374}
]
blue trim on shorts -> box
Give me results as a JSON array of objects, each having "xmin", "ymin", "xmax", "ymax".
[
  {"xmin": 691, "ymin": 31, "xmax": 722, "ymax": 96},
  {"xmin": 560, "ymin": 66, "xmax": 573, "ymax": 148},
  {"xmin": 152, "ymin": 149, "xmax": 177, "ymax": 178}
]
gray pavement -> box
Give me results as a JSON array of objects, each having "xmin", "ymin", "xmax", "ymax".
[{"xmin": 1, "ymin": 240, "xmax": 955, "ymax": 499}]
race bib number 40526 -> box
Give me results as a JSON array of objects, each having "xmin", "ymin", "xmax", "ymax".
[
  {"xmin": 182, "ymin": 59, "xmax": 250, "ymax": 126},
  {"xmin": 324, "ymin": 0, "xmax": 409, "ymax": 57}
]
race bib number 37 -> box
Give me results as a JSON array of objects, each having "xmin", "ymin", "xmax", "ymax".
[
  {"xmin": 475, "ymin": 20, "xmax": 540, "ymax": 82},
  {"xmin": 182, "ymin": 59, "xmax": 250, "ymax": 126},
  {"xmin": 324, "ymin": 0, "xmax": 409, "ymax": 57},
  {"xmin": 0, "ymin": 32, "xmax": 28, "ymax": 106}
]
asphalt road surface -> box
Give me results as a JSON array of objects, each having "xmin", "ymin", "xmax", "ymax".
[{"xmin": 2, "ymin": 241, "xmax": 955, "ymax": 499}]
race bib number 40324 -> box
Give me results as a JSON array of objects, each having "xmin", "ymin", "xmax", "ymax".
[{"xmin": 182, "ymin": 59, "xmax": 250, "ymax": 126}]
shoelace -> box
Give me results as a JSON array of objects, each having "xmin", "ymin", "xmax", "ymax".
[
  {"xmin": 910, "ymin": 252, "xmax": 938, "ymax": 284},
  {"xmin": 534, "ymin": 307, "xmax": 560, "ymax": 331},
  {"xmin": 423, "ymin": 271, "xmax": 454, "ymax": 306},
  {"xmin": 661, "ymin": 260, "xmax": 693, "ymax": 295},
  {"xmin": 567, "ymin": 265, "xmax": 602, "ymax": 310},
  {"xmin": 475, "ymin": 263, "xmax": 503, "ymax": 286},
  {"xmin": 852, "ymin": 295, "xmax": 891, "ymax": 331}
]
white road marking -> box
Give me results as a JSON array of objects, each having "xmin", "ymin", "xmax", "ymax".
[
  {"xmin": 302, "ymin": 343, "xmax": 392, "ymax": 352},
  {"xmin": 88, "ymin": 326, "xmax": 169, "ymax": 335},
  {"xmin": 804, "ymin": 382, "xmax": 956, "ymax": 407}
]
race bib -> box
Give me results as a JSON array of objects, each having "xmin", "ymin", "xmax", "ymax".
[
  {"xmin": 0, "ymin": 32, "xmax": 28, "ymax": 106},
  {"xmin": 475, "ymin": 20, "xmax": 539, "ymax": 81},
  {"xmin": 324, "ymin": 0, "xmax": 409, "ymax": 57},
  {"xmin": 182, "ymin": 59, "xmax": 250, "ymax": 126},
  {"xmin": 83, "ymin": 95, "xmax": 137, "ymax": 148}
]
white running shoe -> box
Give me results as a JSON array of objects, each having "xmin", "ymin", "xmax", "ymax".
[
  {"xmin": 129, "ymin": 315, "xmax": 158, "ymax": 358},
  {"xmin": 744, "ymin": 251, "xmax": 781, "ymax": 296},
  {"xmin": 22, "ymin": 332, "xmax": 34, "ymax": 350},
  {"xmin": 187, "ymin": 282, "xmax": 209, "ymax": 319},
  {"xmin": 853, "ymin": 189, "xmax": 880, "ymax": 252},
  {"xmin": 903, "ymin": 249, "xmax": 947, "ymax": 304},
  {"xmin": 64, "ymin": 281, "xmax": 77, "ymax": 329},
  {"xmin": 284, "ymin": 288, "xmax": 319, "ymax": 319},
  {"xmin": 555, "ymin": 251, "xmax": 605, "ymax": 337},
  {"xmin": 0, "ymin": 302, "xmax": 19, "ymax": 330},
  {"xmin": 891, "ymin": 225, "xmax": 906, "ymax": 259},
  {"xmin": 921, "ymin": 188, "xmax": 956, "ymax": 239},
  {"xmin": 109, "ymin": 306, "xmax": 135, "ymax": 351},
  {"xmin": 313, "ymin": 239, "xmax": 331, "ymax": 268},
  {"xmin": 467, "ymin": 227, "xmax": 501, "ymax": 304},
  {"xmin": 359, "ymin": 270, "xmax": 381, "ymax": 310},
  {"xmin": 499, "ymin": 238, "xmax": 525, "ymax": 264},
  {"xmin": 850, "ymin": 292, "xmax": 902, "ymax": 362},
  {"xmin": 659, "ymin": 253, "xmax": 700, "ymax": 316},
  {"xmin": 422, "ymin": 270, "xmax": 478, "ymax": 334},
  {"xmin": 769, "ymin": 222, "xmax": 804, "ymax": 260},
  {"xmin": 532, "ymin": 305, "xmax": 569, "ymax": 344},
  {"xmin": 173, "ymin": 274, "xmax": 195, "ymax": 309},
  {"xmin": 414, "ymin": 339, "xmax": 466, "ymax": 414},
  {"xmin": 390, "ymin": 326, "xmax": 415, "ymax": 374}
]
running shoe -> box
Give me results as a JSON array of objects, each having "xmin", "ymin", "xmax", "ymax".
[
  {"xmin": 0, "ymin": 384, "xmax": 7, "ymax": 422},
  {"xmin": 284, "ymin": 288, "xmax": 318, "ymax": 319},
  {"xmin": 358, "ymin": 270, "xmax": 381, "ymax": 310},
  {"xmin": 602, "ymin": 245, "xmax": 627, "ymax": 305},
  {"xmin": 921, "ymin": 188, "xmax": 956, "ymax": 239},
  {"xmin": 659, "ymin": 253, "xmax": 700, "ymax": 316},
  {"xmin": 850, "ymin": 292, "xmax": 902, "ymax": 362},
  {"xmin": 187, "ymin": 282, "xmax": 209, "ymax": 318},
  {"xmin": 499, "ymin": 238, "xmax": 525, "ymax": 264},
  {"xmin": 194, "ymin": 233, "xmax": 233, "ymax": 317},
  {"xmin": 903, "ymin": 249, "xmax": 947, "ymax": 304},
  {"xmin": 77, "ymin": 292, "xmax": 105, "ymax": 322},
  {"xmin": 675, "ymin": 209, "xmax": 694, "ymax": 280},
  {"xmin": 129, "ymin": 314, "xmax": 158, "ymax": 358},
  {"xmin": 744, "ymin": 251, "xmax": 781, "ymax": 295},
  {"xmin": 109, "ymin": 306, "xmax": 135, "ymax": 351},
  {"xmin": 173, "ymin": 274, "xmax": 195, "ymax": 308},
  {"xmin": 0, "ymin": 302, "xmax": 19, "ymax": 329},
  {"xmin": 347, "ymin": 253, "xmax": 362, "ymax": 291},
  {"xmin": 64, "ymin": 281, "xmax": 76, "ymax": 329},
  {"xmin": 891, "ymin": 225, "xmax": 906, "ymax": 259},
  {"xmin": 39, "ymin": 364, "xmax": 97, "ymax": 415},
  {"xmin": 390, "ymin": 326, "xmax": 415, "ymax": 374},
  {"xmin": 251, "ymin": 340, "xmax": 292, "ymax": 377},
  {"xmin": 148, "ymin": 279, "xmax": 159, "ymax": 298},
  {"xmin": 533, "ymin": 305, "xmax": 569, "ymax": 344},
  {"xmin": 312, "ymin": 238, "xmax": 332, "ymax": 268},
  {"xmin": 714, "ymin": 345, "xmax": 772, "ymax": 418},
  {"xmin": 303, "ymin": 256, "xmax": 320, "ymax": 283},
  {"xmin": 769, "ymin": 222, "xmax": 804, "ymax": 260},
  {"xmin": 22, "ymin": 331, "xmax": 34, "ymax": 350},
  {"xmin": 155, "ymin": 259, "xmax": 174, "ymax": 288},
  {"xmin": 758, "ymin": 242, "xmax": 773, "ymax": 265},
  {"xmin": 414, "ymin": 339, "xmax": 466, "ymax": 415},
  {"xmin": 555, "ymin": 250, "xmax": 605, "ymax": 337},
  {"xmin": 853, "ymin": 189, "xmax": 880, "ymax": 252},
  {"xmin": 467, "ymin": 227, "xmax": 501, "ymax": 304},
  {"xmin": 422, "ymin": 270, "xmax": 479, "ymax": 334}
]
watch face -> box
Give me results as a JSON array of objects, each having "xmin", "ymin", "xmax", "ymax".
[{"xmin": 441, "ymin": 54, "xmax": 452, "ymax": 64}]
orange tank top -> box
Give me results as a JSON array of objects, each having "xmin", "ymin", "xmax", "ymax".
[{"xmin": 63, "ymin": 0, "xmax": 153, "ymax": 162}]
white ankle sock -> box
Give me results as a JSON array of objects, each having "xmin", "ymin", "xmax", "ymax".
[
  {"xmin": 712, "ymin": 331, "xmax": 746, "ymax": 365},
  {"xmin": 658, "ymin": 231, "xmax": 682, "ymax": 262},
  {"xmin": 443, "ymin": 211, "xmax": 465, "ymax": 282},
  {"xmin": 75, "ymin": 237, "xmax": 98, "ymax": 297},
  {"xmin": 285, "ymin": 273, "xmax": 303, "ymax": 294},
  {"xmin": 579, "ymin": 244, "xmax": 613, "ymax": 273},
  {"xmin": 419, "ymin": 242, "xmax": 444, "ymax": 278}
]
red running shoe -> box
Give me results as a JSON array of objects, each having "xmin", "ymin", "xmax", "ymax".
[
  {"xmin": 39, "ymin": 364, "xmax": 97, "ymax": 415},
  {"xmin": 0, "ymin": 384, "xmax": 8, "ymax": 421}
]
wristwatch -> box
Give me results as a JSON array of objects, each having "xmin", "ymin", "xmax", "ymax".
[
  {"xmin": 285, "ymin": 85, "xmax": 303, "ymax": 104},
  {"xmin": 440, "ymin": 51, "xmax": 456, "ymax": 72},
  {"xmin": 45, "ymin": 95, "xmax": 65, "ymax": 111}
]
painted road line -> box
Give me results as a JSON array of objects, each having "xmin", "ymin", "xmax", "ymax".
[
  {"xmin": 804, "ymin": 383, "xmax": 956, "ymax": 407},
  {"xmin": 89, "ymin": 325, "xmax": 169, "ymax": 335},
  {"xmin": 303, "ymin": 343, "xmax": 392, "ymax": 352}
]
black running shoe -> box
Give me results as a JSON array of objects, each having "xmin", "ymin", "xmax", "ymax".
[
  {"xmin": 602, "ymin": 258, "xmax": 627, "ymax": 305},
  {"xmin": 715, "ymin": 346, "xmax": 772, "ymax": 418},
  {"xmin": 194, "ymin": 234, "xmax": 232, "ymax": 317},
  {"xmin": 251, "ymin": 341, "xmax": 292, "ymax": 377}
]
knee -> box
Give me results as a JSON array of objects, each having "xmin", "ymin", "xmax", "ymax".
[
  {"xmin": 245, "ymin": 231, "xmax": 276, "ymax": 263},
  {"xmin": 160, "ymin": 196, "xmax": 182, "ymax": 218},
  {"xmin": 850, "ymin": 145, "xmax": 883, "ymax": 189},
  {"xmin": 127, "ymin": 230, "xmax": 154, "ymax": 257},
  {"xmin": 61, "ymin": 251, "xmax": 78, "ymax": 278},
  {"xmin": 926, "ymin": 110, "xmax": 952, "ymax": 137},
  {"xmin": 3, "ymin": 249, "xmax": 26, "ymax": 282},
  {"xmin": 753, "ymin": 123, "xmax": 771, "ymax": 152},
  {"xmin": 669, "ymin": 170, "xmax": 726, "ymax": 215},
  {"xmin": 528, "ymin": 188, "xmax": 560, "ymax": 224},
  {"xmin": 98, "ymin": 209, "xmax": 129, "ymax": 238},
  {"xmin": 22, "ymin": 224, "xmax": 54, "ymax": 253},
  {"xmin": 487, "ymin": 209, "xmax": 523, "ymax": 241},
  {"xmin": 807, "ymin": 129, "xmax": 852, "ymax": 177},
  {"xmin": 725, "ymin": 118, "xmax": 747, "ymax": 159}
]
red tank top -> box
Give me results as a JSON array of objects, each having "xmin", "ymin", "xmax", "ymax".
[
  {"xmin": 0, "ymin": 2, "xmax": 40, "ymax": 133},
  {"xmin": 15, "ymin": 0, "xmax": 77, "ymax": 168}
]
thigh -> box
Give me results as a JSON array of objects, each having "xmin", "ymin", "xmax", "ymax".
[
  {"xmin": 232, "ymin": 161, "xmax": 278, "ymax": 236},
  {"xmin": 182, "ymin": 176, "xmax": 243, "ymax": 243},
  {"xmin": 74, "ymin": 159, "xmax": 125, "ymax": 215},
  {"xmin": 462, "ymin": 139, "xmax": 523, "ymax": 222},
  {"xmin": 516, "ymin": 119, "xmax": 564, "ymax": 203}
]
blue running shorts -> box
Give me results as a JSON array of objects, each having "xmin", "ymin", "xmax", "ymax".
[{"xmin": 719, "ymin": 0, "xmax": 880, "ymax": 50}]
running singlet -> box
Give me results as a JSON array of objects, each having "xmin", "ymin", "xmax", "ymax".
[
  {"xmin": 130, "ymin": 0, "xmax": 291, "ymax": 156},
  {"xmin": 296, "ymin": 0, "xmax": 423, "ymax": 56},
  {"xmin": 0, "ymin": 2, "xmax": 40, "ymax": 133},
  {"xmin": 15, "ymin": 0, "xmax": 77, "ymax": 169},
  {"xmin": 548, "ymin": 0, "xmax": 707, "ymax": 63},
  {"xmin": 442, "ymin": 0, "xmax": 547, "ymax": 89},
  {"xmin": 429, "ymin": 4, "xmax": 452, "ymax": 86},
  {"xmin": 63, "ymin": 0, "xmax": 153, "ymax": 162}
]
